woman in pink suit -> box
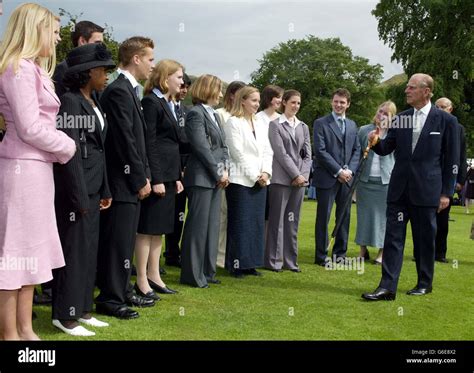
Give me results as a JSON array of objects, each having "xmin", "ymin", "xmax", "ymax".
[{"xmin": 0, "ymin": 3, "xmax": 76, "ymax": 340}]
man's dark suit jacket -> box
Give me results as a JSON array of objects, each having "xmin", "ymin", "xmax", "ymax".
[
  {"xmin": 54, "ymin": 91, "xmax": 111, "ymax": 211},
  {"xmin": 100, "ymin": 73, "xmax": 150, "ymax": 203},
  {"xmin": 312, "ymin": 113, "xmax": 360, "ymax": 189},
  {"xmin": 372, "ymin": 105, "xmax": 459, "ymax": 207}
]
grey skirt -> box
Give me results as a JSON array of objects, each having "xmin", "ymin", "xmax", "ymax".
[{"xmin": 355, "ymin": 177, "xmax": 388, "ymax": 248}]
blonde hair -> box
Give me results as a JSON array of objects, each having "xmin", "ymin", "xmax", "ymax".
[
  {"xmin": 144, "ymin": 59, "xmax": 183, "ymax": 96},
  {"xmin": 230, "ymin": 86, "xmax": 259, "ymax": 118},
  {"xmin": 190, "ymin": 74, "xmax": 222, "ymax": 105},
  {"xmin": 373, "ymin": 100, "xmax": 397, "ymax": 127},
  {"xmin": 0, "ymin": 3, "xmax": 59, "ymax": 77}
]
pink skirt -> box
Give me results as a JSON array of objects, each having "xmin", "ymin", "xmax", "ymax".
[{"xmin": 0, "ymin": 158, "xmax": 65, "ymax": 290}]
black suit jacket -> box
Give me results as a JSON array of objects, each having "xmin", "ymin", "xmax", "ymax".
[
  {"xmin": 142, "ymin": 93, "xmax": 181, "ymax": 184},
  {"xmin": 54, "ymin": 91, "xmax": 111, "ymax": 211},
  {"xmin": 183, "ymin": 104, "xmax": 229, "ymax": 188},
  {"xmin": 373, "ymin": 105, "xmax": 459, "ymax": 207},
  {"xmin": 100, "ymin": 74, "xmax": 150, "ymax": 203}
]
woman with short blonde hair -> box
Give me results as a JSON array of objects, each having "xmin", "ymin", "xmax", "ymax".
[
  {"xmin": 0, "ymin": 3, "xmax": 76, "ymax": 340},
  {"xmin": 355, "ymin": 101, "xmax": 397, "ymax": 264}
]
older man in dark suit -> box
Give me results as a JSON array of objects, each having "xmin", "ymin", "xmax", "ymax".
[
  {"xmin": 362, "ymin": 74, "xmax": 459, "ymax": 301},
  {"xmin": 312, "ymin": 88, "xmax": 360, "ymax": 266}
]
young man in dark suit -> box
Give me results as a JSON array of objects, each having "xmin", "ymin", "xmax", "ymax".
[
  {"xmin": 312, "ymin": 88, "xmax": 360, "ymax": 266},
  {"xmin": 363, "ymin": 74, "xmax": 459, "ymax": 301},
  {"xmin": 95, "ymin": 36, "xmax": 155, "ymax": 319}
]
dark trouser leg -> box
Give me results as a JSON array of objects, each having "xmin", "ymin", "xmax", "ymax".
[
  {"xmin": 332, "ymin": 182, "xmax": 352, "ymax": 258},
  {"xmin": 96, "ymin": 202, "xmax": 140, "ymax": 309},
  {"xmin": 52, "ymin": 200, "xmax": 90, "ymax": 320},
  {"xmin": 315, "ymin": 185, "xmax": 337, "ymax": 263},
  {"xmin": 83, "ymin": 193, "xmax": 100, "ymax": 315},
  {"xmin": 379, "ymin": 201, "xmax": 409, "ymax": 293},
  {"xmin": 410, "ymin": 204, "xmax": 437, "ymax": 289},
  {"xmin": 435, "ymin": 197, "xmax": 451, "ymax": 260}
]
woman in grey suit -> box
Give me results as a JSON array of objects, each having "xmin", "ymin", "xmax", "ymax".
[
  {"xmin": 180, "ymin": 75, "xmax": 230, "ymax": 288},
  {"xmin": 264, "ymin": 90, "xmax": 312, "ymax": 272},
  {"xmin": 355, "ymin": 101, "xmax": 397, "ymax": 264}
]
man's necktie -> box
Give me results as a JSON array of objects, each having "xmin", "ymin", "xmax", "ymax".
[
  {"xmin": 412, "ymin": 110, "xmax": 422, "ymax": 152},
  {"xmin": 134, "ymin": 86, "xmax": 140, "ymax": 99},
  {"xmin": 338, "ymin": 118, "xmax": 346, "ymax": 135}
]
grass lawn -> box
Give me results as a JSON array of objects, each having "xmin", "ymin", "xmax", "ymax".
[{"xmin": 35, "ymin": 201, "xmax": 474, "ymax": 340}]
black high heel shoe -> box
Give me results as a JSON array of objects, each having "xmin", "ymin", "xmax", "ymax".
[
  {"xmin": 133, "ymin": 283, "xmax": 161, "ymax": 301},
  {"xmin": 147, "ymin": 278, "xmax": 178, "ymax": 294}
]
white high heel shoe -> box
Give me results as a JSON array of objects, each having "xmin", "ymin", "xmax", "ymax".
[{"xmin": 52, "ymin": 319, "xmax": 95, "ymax": 336}]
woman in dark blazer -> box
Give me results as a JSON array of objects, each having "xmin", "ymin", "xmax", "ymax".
[
  {"xmin": 135, "ymin": 60, "xmax": 184, "ymax": 298},
  {"xmin": 53, "ymin": 43, "xmax": 115, "ymax": 336},
  {"xmin": 180, "ymin": 74, "xmax": 230, "ymax": 288},
  {"xmin": 264, "ymin": 90, "xmax": 312, "ymax": 272}
]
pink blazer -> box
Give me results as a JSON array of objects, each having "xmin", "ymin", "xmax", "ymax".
[{"xmin": 0, "ymin": 58, "xmax": 75, "ymax": 164}]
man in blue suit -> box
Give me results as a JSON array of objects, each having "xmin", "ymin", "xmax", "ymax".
[
  {"xmin": 313, "ymin": 88, "xmax": 360, "ymax": 265},
  {"xmin": 362, "ymin": 73, "xmax": 459, "ymax": 300}
]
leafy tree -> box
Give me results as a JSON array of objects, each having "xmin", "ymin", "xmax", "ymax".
[
  {"xmin": 56, "ymin": 8, "xmax": 120, "ymax": 64},
  {"xmin": 372, "ymin": 0, "xmax": 474, "ymax": 156},
  {"xmin": 250, "ymin": 36, "xmax": 384, "ymax": 129}
]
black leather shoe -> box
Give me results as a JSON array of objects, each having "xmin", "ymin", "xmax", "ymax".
[
  {"xmin": 207, "ymin": 278, "xmax": 221, "ymax": 284},
  {"xmin": 160, "ymin": 267, "xmax": 167, "ymax": 275},
  {"xmin": 230, "ymin": 270, "xmax": 245, "ymax": 278},
  {"xmin": 126, "ymin": 294, "xmax": 155, "ymax": 307},
  {"xmin": 406, "ymin": 286, "xmax": 432, "ymax": 296},
  {"xmin": 362, "ymin": 287, "xmax": 396, "ymax": 301},
  {"xmin": 148, "ymin": 278, "xmax": 178, "ymax": 294},
  {"xmin": 96, "ymin": 304, "xmax": 139, "ymax": 319},
  {"xmin": 33, "ymin": 289, "xmax": 52, "ymax": 305},
  {"xmin": 134, "ymin": 283, "xmax": 161, "ymax": 300},
  {"xmin": 244, "ymin": 269, "xmax": 263, "ymax": 276},
  {"xmin": 435, "ymin": 257, "xmax": 449, "ymax": 263}
]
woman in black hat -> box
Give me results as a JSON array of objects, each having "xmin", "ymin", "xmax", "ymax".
[{"xmin": 52, "ymin": 43, "xmax": 115, "ymax": 336}]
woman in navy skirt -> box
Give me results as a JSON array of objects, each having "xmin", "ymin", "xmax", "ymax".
[{"xmin": 224, "ymin": 86, "xmax": 273, "ymax": 277}]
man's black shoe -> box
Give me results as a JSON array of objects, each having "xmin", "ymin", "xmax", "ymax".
[
  {"xmin": 362, "ymin": 287, "xmax": 396, "ymax": 301},
  {"xmin": 96, "ymin": 304, "xmax": 139, "ymax": 319},
  {"xmin": 406, "ymin": 286, "xmax": 432, "ymax": 296},
  {"xmin": 126, "ymin": 294, "xmax": 155, "ymax": 307}
]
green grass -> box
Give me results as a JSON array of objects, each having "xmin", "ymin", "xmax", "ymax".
[{"xmin": 35, "ymin": 201, "xmax": 474, "ymax": 340}]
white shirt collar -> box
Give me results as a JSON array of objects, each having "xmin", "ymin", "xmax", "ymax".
[
  {"xmin": 415, "ymin": 101, "xmax": 431, "ymax": 116},
  {"xmin": 152, "ymin": 87, "xmax": 165, "ymax": 99},
  {"xmin": 279, "ymin": 114, "xmax": 301, "ymax": 127},
  {"xmin": 118, "ymin": 68, "xmax": 139, "ymax": 89}
]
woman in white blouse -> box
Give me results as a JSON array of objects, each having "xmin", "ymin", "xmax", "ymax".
[
  {"xmin": 224, "ymin": 86, "xmax": 273, "ymax": 277},
  {"xmin": 255, "ymin": 84, "xmax": 283, "ymax": 128}
]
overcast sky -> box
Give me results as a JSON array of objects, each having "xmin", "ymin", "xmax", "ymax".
[{"xmin": 0, "ymin": 0, "xmax": 404, "ymax": 82}]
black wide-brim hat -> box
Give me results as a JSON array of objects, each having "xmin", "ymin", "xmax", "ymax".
[{"xmin": 66, "ymin": 43, "xmax": 116, "ymax": 73}]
